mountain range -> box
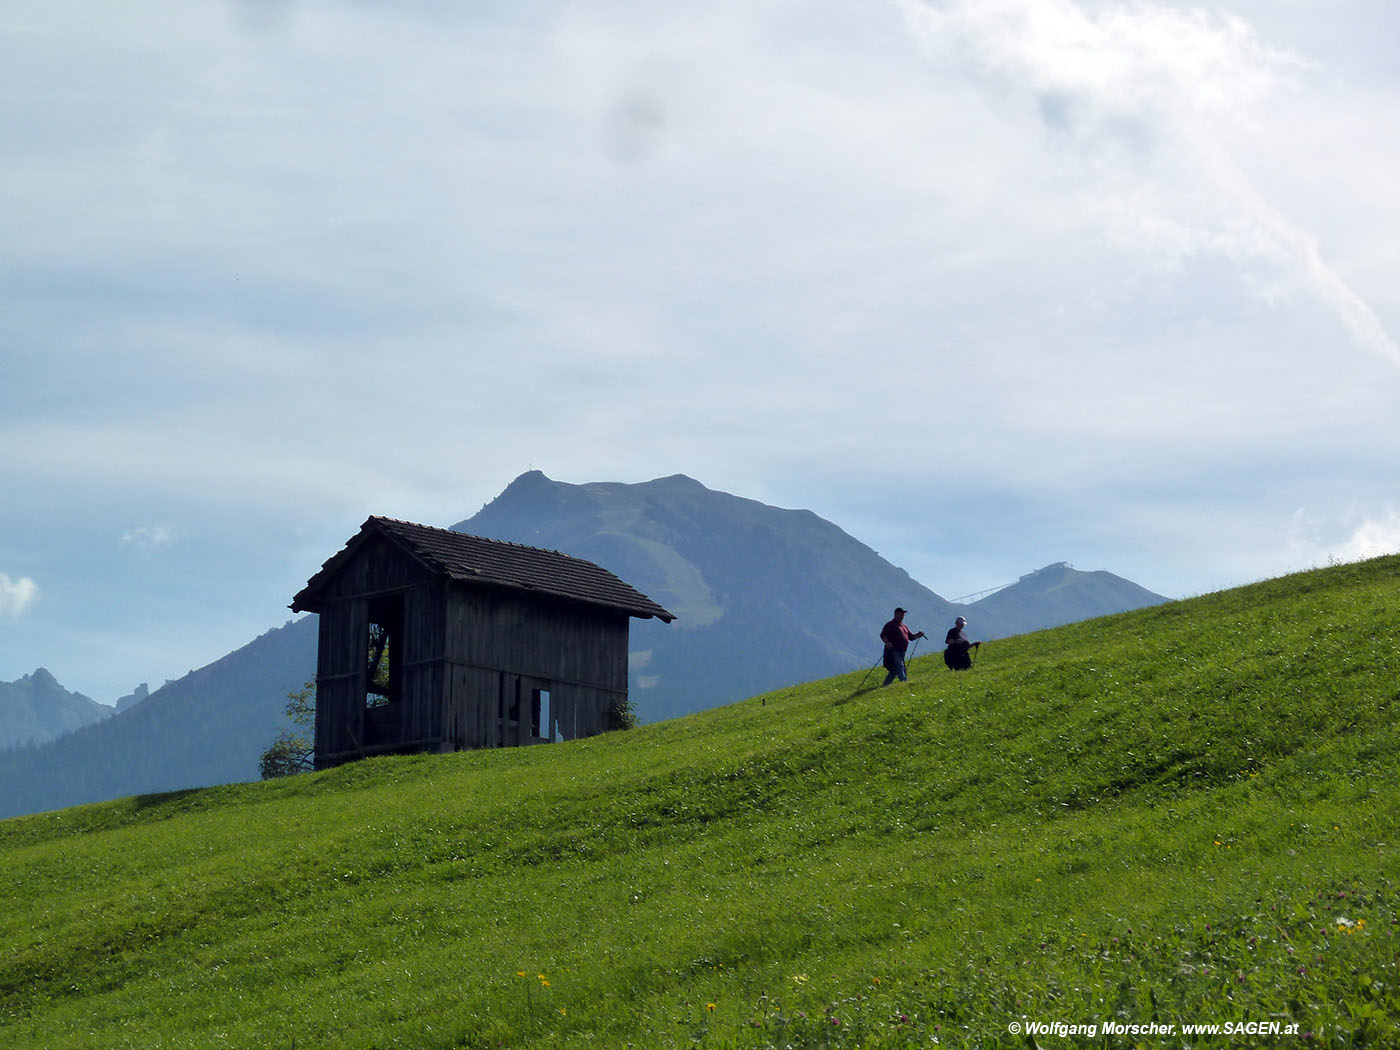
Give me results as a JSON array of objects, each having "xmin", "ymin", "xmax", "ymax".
[
  {"xmin": 0, "ymin": 471, "xmax": 1167, "ymax": 818},
  {"xmin": 0, "ymin": 669, "xmax": 112, "ymax": 750}
]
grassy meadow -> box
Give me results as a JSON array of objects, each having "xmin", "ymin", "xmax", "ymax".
[{"xmin": 2, "ymin": 556, "xmax": 1399, "ymax": 1048}]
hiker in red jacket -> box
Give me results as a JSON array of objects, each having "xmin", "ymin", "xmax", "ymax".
[{"xmin": 880, "ymin": 607, "xmax": 926, "ymax": 685}]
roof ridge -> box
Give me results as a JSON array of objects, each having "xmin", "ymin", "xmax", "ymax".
[{"xmin": 370, "ymin": 515, "xmax": 584, "ymax": 562}]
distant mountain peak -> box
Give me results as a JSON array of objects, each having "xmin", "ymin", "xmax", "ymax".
[
  {"xmin": 500, "ymin": 469, "xmax": 554, "ymax": 493},
  {"xmin": 115, "ymin": 683, "xmax": 151, "ymax": 714},
  {"xmin": 501, "ymin": 470, "xmax": 709, "ymax": 495},
  {"xmin": 642, "ymin": 473, "xmax": 706, "ymax": 490},
  {"xmin": 1022, "ymin": 562, "xmax": 1070, "ymax": 579},
  {"xmin": 0, "ymin": 668, "xmax": 111, "ymax": 752}
]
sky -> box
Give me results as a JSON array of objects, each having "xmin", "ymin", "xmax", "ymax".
[{"xmin": 3, "ymin": 0, "xmax": 1397, "ymax": 705}]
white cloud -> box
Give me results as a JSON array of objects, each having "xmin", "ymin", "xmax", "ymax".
[
  {"xmin": 121, "ymin": 526, "xmax": 180, "ymax": 552},
  {"xmin": 1285, "ymin": 506, "xmax": 1400, "ymax": 571},
  {"xmin": 0, "ymin": 574, "xmax": 39, "ymax": 618},
  {"xmin": 893, "ymin": 0, "xmax": 1400, "ymax": 366},
  {"xmin": 1332, "ymin": 510, "xmax": 1400, "ymax": 564}
]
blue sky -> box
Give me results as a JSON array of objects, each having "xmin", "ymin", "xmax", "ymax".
[{"xmin": 4, "ymin": 0, "xmax": 1397, "ymax": 705}]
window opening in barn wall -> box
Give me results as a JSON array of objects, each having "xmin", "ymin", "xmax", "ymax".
[
  {"xmin": 498, "ymin": 673, "xmax": 519, "ymax": 741},
  {"xmin": 496, "ymin": 674, "xmax": 557, "ymax": 744},
  {"xmin": 534, "ymin": 688, "xmax": 553, "ymax": 742},
  {"xmin": 365, "ymin": 595, "xmax": 403, "ymax": 711}
]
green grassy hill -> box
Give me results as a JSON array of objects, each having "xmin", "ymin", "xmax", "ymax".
[{"xmin": 3, "ymin": 557, "xmax": 1398, "ymax": 1049}]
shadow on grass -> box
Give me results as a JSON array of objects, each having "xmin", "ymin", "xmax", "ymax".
[{"xmin": 131, "ymin": 788, "xmax": 202, "ymax": 810}]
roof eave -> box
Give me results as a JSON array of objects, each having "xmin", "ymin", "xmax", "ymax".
[{"xmin": 443, "ymin": 571, "xmax": 674, "ymax": 622}]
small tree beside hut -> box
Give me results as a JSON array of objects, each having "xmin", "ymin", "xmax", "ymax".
[{"xmin": 259, "ymin": 681, "xmax": 316, "ymax": 779}]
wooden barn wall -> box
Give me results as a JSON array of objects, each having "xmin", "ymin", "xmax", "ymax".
[
  {"xmin": 441, "ymin": 587, "xmax": 630, "ymax": 750},
  {"xmin": 399, "ymin": 581, "xmax": 447, "ymax": 747},
  {"xmin": 314, "ymin": 597, "xmax": 366, "ymax": 765},
  {"xmin": 446, "ymin": 587, "xmax": 630, "ymax": 687},
  {"xmin": 440, "ymin": 674, "xmax": 613, "ymax": 750},
  {"xmin": 313, "ymin": 537, "xmax": 452, "ymax": 767},
  {"xmin": 443, "ymin": 666, "xmax": 496, "ymax": 751}
]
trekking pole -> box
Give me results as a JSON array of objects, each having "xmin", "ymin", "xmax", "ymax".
[
  {"xmin": 856, "ymin": 654, "xmax": 883, "ymax": 691},
  {"xmin": 903, "ymin": 637, "xmax": 923, "ymax": 692}
]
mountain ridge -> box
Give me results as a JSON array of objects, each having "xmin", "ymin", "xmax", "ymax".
[{"xmin": 0, "ymin": 669, "xmax": 111, "ymax": 750}]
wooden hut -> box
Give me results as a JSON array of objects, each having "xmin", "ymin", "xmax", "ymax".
[{"xmin": 290, "ymin": 516, "xmax": 674, "ymax": 769}]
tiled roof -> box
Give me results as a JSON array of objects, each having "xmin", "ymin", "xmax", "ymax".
[{"xmin": 292, "ymin": 516, "xmax": 675, "ymax": 622}]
